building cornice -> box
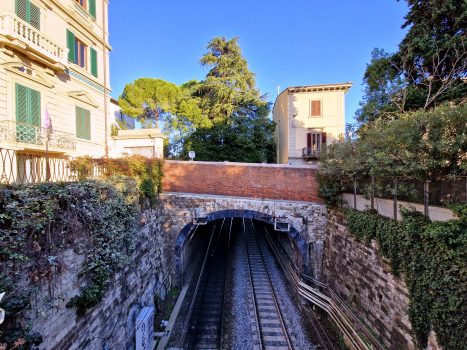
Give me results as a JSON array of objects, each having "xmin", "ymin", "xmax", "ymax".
[{"xmin": 287, "ymin": 82, "xmax": 353, "ymax": 95}]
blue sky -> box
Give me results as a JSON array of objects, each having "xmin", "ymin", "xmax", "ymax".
[{"xmin": 108, "ymin": 0, "xmax": 410, "ymax": 126}]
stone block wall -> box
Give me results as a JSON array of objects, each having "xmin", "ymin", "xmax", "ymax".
[
  {"xmin": 322, "ymin": 209, "xmax": 440, "ymax": 350},
  {"xmin": 29, "ymin": 205, "xmax": 171, "ymax": 350},
  {"xmin": 158, "ymin": 192, "xmax": 327, "ymax": 282},
  {"xmin": 162, "ymin": 160, "xmax": 323, "ymax": 203}
]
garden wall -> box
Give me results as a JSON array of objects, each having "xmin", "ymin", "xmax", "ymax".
[
  {"xmin": 322, "ymin": 209, "xmax": 440, "ymax": 350},
  {"xmin": 162, "ymin": 160, "xmax": 322, "ymax": 203},
  {"xmin": 30, "ymin": 205, "xmax": 172, "ymax": 350}
]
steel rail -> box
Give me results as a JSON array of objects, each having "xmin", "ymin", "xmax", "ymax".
[
  {"xmin": 219, "ymin": 217, "xmax": 233, "ymax": 350},
  {"xmin": 177, "ymin": 222, "xmax": 218, "ymax": 349},
  {"xmin": 261, "ymin": 225, "xmax": 381, "ymax": 350},
  {"xmin": 187, "ymin": 218, "xmax": 227, "ymax": 350},
  {"xmin": 242, "ymin": 217, "xmax": 264, "ymax": 350},
  {"xmin": 245, "ymin": 218, "xmax": 293, "ymax": 350},
  {"xmin": 259, "ymin": 225, "xmax": 334, "ymax": 350}
]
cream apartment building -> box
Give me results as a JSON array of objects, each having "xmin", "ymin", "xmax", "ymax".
[
  {"xmin": 273, "ymin": 83, "xmax": 353, "ymax": 165},
  {"xmin": 0, "ymin": 0, "xmax": 112, "ymax": 181}
]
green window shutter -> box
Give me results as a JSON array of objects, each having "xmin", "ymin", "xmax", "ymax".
[
  {"xmin": 84, "ymin": 109, "xmax": 91, "ymax": 139},
  {"xmin": 16, "ymin": 0, "xmax": 28, "ymax": 22},
  {"xmin": 67, "ymin": 29, "xmax": 76, "ymax": 63},
  {"xmin": 16, "ymin": 84, "xmax": 29, "ymax": 124},
  {"xmin": 90, "ymin": 48, "xmax": 98, "ymax": 77},
  {"xmin": 29, "ymin": 2, "xmax": 40, "ymax": 30},
  {"xmin": 89, "ymin": 0, "xmax": 96, "ymax": 19},
  {"xmin": 29, "ymin": 89, "xmax": 41, "ymax": 127},
  {"xmin": 76, "ymin": 106, "xmax": 83, "ymax": 138}
]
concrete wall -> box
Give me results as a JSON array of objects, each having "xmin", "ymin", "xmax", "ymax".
[
  {"xmin": 29, "ymin": 205, "xmax": 172, "ymax": 350},
  {"xmin": 323, "ymin": 209, "xmax": 440, "ymax": 350},
  {"xmin": 341, "ymin": 193, "xmax": 456, "ymax": 222},
  {"xmin": 162, "ymin": 160, "xmax": 323, "ymax": 204},
  {"xmin": 158, "ymin": 192, "xmax": 327, "ymax": 282}
]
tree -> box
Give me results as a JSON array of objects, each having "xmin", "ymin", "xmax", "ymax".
[
  {"xmin": 183, "ymin": 113, "xmax": 275, "ymax": 163},
  {"xmin": 194, "ymin": 36, "xmax": 270, "ymax": 122},
  {"xmin": 357, "ymin": 1, "xmax": 467, "ymax": 124},
  {"xmin": 118, "ymin": 78, "xmax": 179, "ymax": 128},
  {"xmin": 175, "ymin": 37, "xmax": 275, "ymax": 162}
]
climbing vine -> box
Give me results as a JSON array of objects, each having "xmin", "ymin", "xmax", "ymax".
[
  {"xmin": 68, "ymin": 154, "xmax": 164, "ymax": 206},
  {"xmin": 0, "ymin": 178, "xmax": 140, "ymax": 348},
  {"xmin": 345, "ymin": 207, "xmax": 467, "ymax": 350}
]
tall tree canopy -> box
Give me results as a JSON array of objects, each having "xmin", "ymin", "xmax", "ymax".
[
  {"xmin": 194, "ymin": 37, "xmax": 269, "ymax": 122},
  {"xmin": 118, "ymin": 37, "xmax": 275, "ymax": 162},
  {"xmin": 357, "ymin": 0, "xmax": 467, "ymax": 124},
  {"xmin": 119, "ymin": 78, "xmax": 179, "ymax": 128}
]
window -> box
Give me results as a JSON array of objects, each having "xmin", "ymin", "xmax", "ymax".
[
  {"xmin": 16, "ymin": 0, "xmax": 40, "ymax": 30},
  {"xmin": 303, "ymin": 131, "xmax": 326, "ymax": 157},
  {"xmin": 124, "ymin": 147, "xmax": 154, "ymax": 158},
  {"xmin": 310, "ymin": 100, "xmax": 322, "ymax": 117},
  {"xmin": 67, "ymin": 30, "xmax": 98, "ymax": 77},
  {"xmin": 75, "ymin": 0, "xmax": 96, "ymax": 18},
  {"xmin": 16, "ymin": 83, "xmax": 41, "ymax": 143},
  {"xmin": 76, "ymin": 106, "xmax": 91, "ymax": 140},
  {"xmin": 16, "ymin": 83, "xmax": 40, "ymax": 126},
  {"xmin": 75, "ymin": 39, "xmax": 87, "ymax": 69},
  {"xmin": 75, "ymin": 0, "xmax": 86, "ymax": 8}
]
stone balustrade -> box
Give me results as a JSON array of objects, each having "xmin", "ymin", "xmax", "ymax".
[{"xmin": 0, "ymin": 13, "xmax": 68, "ymax": 69}]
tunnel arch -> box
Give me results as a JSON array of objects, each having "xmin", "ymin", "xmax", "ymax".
[{"xmin": 174, "ymin": 209, "xmax": 308, "ymax": 287}]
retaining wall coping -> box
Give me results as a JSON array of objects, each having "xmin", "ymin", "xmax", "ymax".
[
  {"xmin": 164, "ymin": 160, "xmax": 319, "ymax": 169},
  {"xmin": 160, "ymin": 192, "xmax": 326, "ymax": 206}
]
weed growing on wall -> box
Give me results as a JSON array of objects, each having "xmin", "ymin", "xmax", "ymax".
[
  {"xmin": 69, "ymin": 155, "xmax": 164, "ymax": 206},
  {"xmin": 0, "ymin": 178, "xmax": 140, "ymax": 348},
  {"xmin": 345, "ymin": 208, "xmax": 467, "ymax": 350}
]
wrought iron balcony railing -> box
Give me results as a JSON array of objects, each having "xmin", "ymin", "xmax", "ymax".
[
  {"xmin": 302, "ymin": 147, "xmax": 321, "ymax": 158},
  {"xmin": 0, "ymin": 120, "xmax": 76, "ymax": 151}
]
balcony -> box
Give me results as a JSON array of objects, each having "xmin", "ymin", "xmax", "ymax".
[
  {"xmin": 0, "ymin": 120, "xmax": 76, "ymax": 151},
  {"xmin": 0, "ymin": 13, "xmax": 68, "ymax": 70},
  {"xmin": 302, "ymin": 147, "xmax": 321, "ymax": 159}
]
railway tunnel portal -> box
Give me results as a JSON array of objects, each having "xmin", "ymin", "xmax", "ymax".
[{"xmin": 159, "ymin": 191, "xmax": 327, "ymax": 288}]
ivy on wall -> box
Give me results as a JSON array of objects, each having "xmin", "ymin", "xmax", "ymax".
[
  {"xmin": 0, "ymin": 177, "xmax": 140, "ymax": 349},
  {"xmin": 345, "ymin": 207, "xmax": 467, "ymax": 350}
]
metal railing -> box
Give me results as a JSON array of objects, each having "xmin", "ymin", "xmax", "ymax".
[
  {"xmin": 262, "ymin": 226, "xmax": 385, "ymax": 350},
  {"xmin": 0, "ymin": 149, "xmax": 106, "ymax": 184},
  {"xmin": 343, "ymin": 176, "xmax": 467, "ymax": 217},
  {"xmin": 302, "ymin": 147, "xmax": 321, "ymax": 158},
  {"xmin": 0, "ymin": 120, "xmax": 76, "ymax": 151}
]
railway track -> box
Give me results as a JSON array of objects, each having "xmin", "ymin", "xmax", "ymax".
[
  {"xmin": 243, "ymin": 218, "xmax": 294, "ymax": 350},
  {"xmin": 178, "ymin": 218, "xmax": 233, "ymax": 349}
]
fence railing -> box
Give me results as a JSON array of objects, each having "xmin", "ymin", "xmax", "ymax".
[
  {"xmin": 302, "ymin": 147, "xmax": 321, "ymax": 158},
  {"xmin": 0, "ymin": 120, "xmax": 76, "ymax": 151},
  {"xmin": 343, "ymin": 176, "xmax": 467, "ymax": 217},
  {"xmin": 0, "ymin": 149, "xmax": 104, "ymax": 184}
]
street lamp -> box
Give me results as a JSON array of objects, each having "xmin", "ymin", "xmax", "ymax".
[{"xmin": 189, "ymin": 151, "xmax": 195, "ymax": 161}]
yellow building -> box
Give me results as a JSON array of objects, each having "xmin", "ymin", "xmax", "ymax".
[
  {"xmin": 273, "ymin": 83, "xmax": 353, "ymax": 165},
  {"xmin": 0, "ymin": 0, "xmax": 112, "ymax": 181}
]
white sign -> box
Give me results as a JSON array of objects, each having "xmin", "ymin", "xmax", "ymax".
[{"xmin": 136, "ymin": 307, "xmax": 155, "ymax": 350}]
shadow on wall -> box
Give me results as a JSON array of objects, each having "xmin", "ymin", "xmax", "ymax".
[{"xmin": 173, "ymin": 210, "xmax": 308, "ymax": 288}]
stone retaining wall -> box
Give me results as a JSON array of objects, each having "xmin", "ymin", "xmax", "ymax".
[
  {"xmin": 31, "ymin": 205, "xmax": 171, "ymax": 350},
  {"xmin": 322, "ymin": 209, "xmax": 440, "ymax": 350}
]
